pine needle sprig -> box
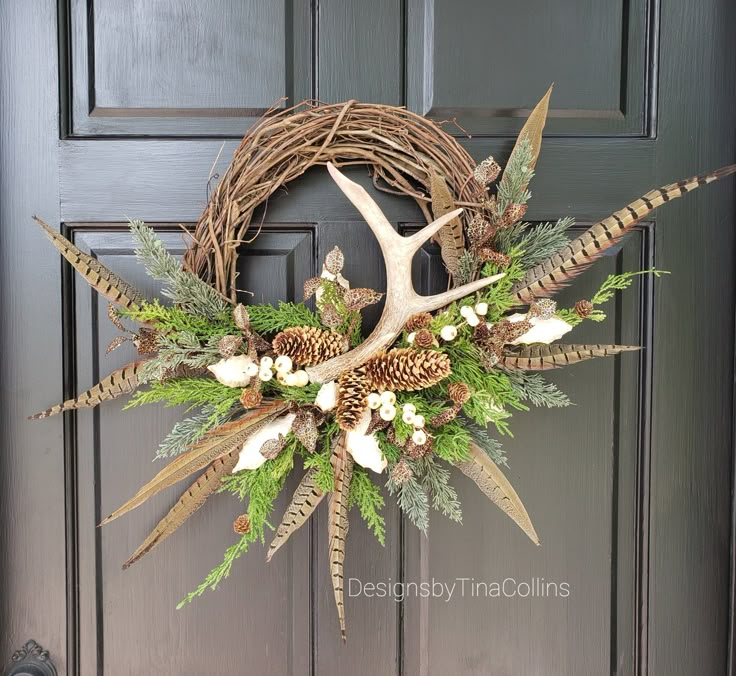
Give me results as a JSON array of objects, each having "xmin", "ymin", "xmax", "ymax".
[
  {"xmin": 349, "ymin": 466, "xmax": 386, "ymax": 545},
  {"xmin": 154, "ymin": 404, "xmax": 233, "ymax": 459},
  {"xmin": 129, "ymin": 220, "xmax": 230, "ymax": 321},
  {"xmin": 503, "ymin": 370, "xmax": 571, "ymax": 409},
  {"xmin": 498, "ymin": 217, "xmax": 574, "ymax": 269},
  {"xmin": 458, "ymin": 414, "xmax": 508, "ymax": 466},
  {"xmin": 416, "ymin": 457, "xmax": 462, "ymax": 523},
  {"xmin": 387, "ymin": 465, "xmax": 430, "ymax": 534}
]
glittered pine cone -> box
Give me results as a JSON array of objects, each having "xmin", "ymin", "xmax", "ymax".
[
  {"xmin": 233, "ymin": 513, "xmax": 251, "ymax": 535},
  {"xmin": 272, "ymin": 326, "xmax": 347, "ymax": 366},
  {"xmin": 405, "ymin": 312, "xmax": 432, "ymax": 332},
  {"xmin": 574, "ymin": 299, "xmax": 594, "ymax": 318},
  {"xmin": 336, "ymin": 366, "xmax": 370, "ymax": 430},
  {"xmin": 364, "ymin": 348, "xmax": 452, "ymax": 392}
]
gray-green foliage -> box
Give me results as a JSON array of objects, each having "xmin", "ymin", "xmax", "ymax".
[
  {"xmin": 154, "ymin": 405, "xmax": 230, "ymax": 459},
  {"xmin": 504, "ymin": 370, "xmax": 572, "ymax": 408},
  {"xmin": 496, "ymin": 136, "xmax": 535, "ymax": 213},
  {"xmin": 416, "ymin": 457, "xmax": 462, "ymax": 523},
  {"xmin": 387, "ymin": 466, "xmax": 430, "ymax": 533},
  {"xmin": 459, "ymin": 415, "xmax": 508, "ymax": 466},
  {"xmin": 498, "ymin": 217, "xmax": 574, "ymax": 269},
  {"xmin": 129, "ymin": 220, "xmax": 229, "ymax": 321}
]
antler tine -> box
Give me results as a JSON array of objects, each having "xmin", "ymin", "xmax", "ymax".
[{"xmin": 306, "ymin": 164, "xmax": 505, "ymax": 384}]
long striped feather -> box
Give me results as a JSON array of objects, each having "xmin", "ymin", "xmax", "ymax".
[
  {"xmin": 122, "ymin": 449, "xmax": 240, "ymax": 569},
  {"xmin": 511, "ymin": 164, "xmax": 736, "ymax": 302},
  {"xmin": 101, "ymin": 400, "xmax": 288, "ymax": 525},
  {"xmin": 500, "ymin": 344, "xmax": 640, "ymax": 371},
  {"xmin": 456, "ymin": 442, "xmax": 539, "ymax": 545},
  {"xmin": 328, "ymin": 432, "xmax": 353, "ymax": 642},
  {"xmin": 34, "ymin": 216, "xmax": 145, "ymax": 311},
  {"xmin": 29, "ymin": 360, "xmax": 146, "ymax": 419},
  {"xmin": 266, "ymin": 467, "xmax": 325, "ymax": 562}
]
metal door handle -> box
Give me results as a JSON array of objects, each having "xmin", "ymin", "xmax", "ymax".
[{"xmin": 5, "ymin": 641, "xmax": 57, "ymax": 676}]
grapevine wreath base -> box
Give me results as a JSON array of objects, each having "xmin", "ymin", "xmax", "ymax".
[{"xmin": 32, "ymin": 90, "xmax": 735, "ymax": 640}]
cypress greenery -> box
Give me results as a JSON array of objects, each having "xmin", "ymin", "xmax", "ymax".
[
  {"xmin": 124, "ymin": 377, "xmax": 243, "ymax": 418},
  {"xmin": 416, "ymin": 457, "xmax": 462, "ymax": 523},
  {"xmin": 387, "ymin": 466, "xmax": 430, "ymax": 533},
  {"xmin": 349, "ymin": 466, "xmax": 386, "ymax": 545},
  {"xmin": 247, "ymin": 301, "xmax": 322, "ymax": 333}
]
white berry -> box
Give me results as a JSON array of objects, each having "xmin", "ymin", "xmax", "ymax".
[
  {"xmin": 402, "ymin": 410, "xmax": 416, "ymax": 425},
  {"xmin": 367, "ymin": 392, "xmax": 382, "ymax": 409},
  {"xmin": 292, "ymin": 370, "xmax": 309, "ymax": 387},
  {"xmin": 413, "ymin": 414, "xmax": 425, "ymax": 429},
  {"xmin": 245, "ymin": 362, "xmax": 260, "ymax": 377},
  {"xmin": 460, "ymin": 305, "xmax": 475, "ymax": 319},
  {"xmin": 274, "ymin": 355, "xmax": 293, "ymax": 373},
  {"xmin": 466, "ymin": 311, "xmax": 480, "ymax": 327},
  {"xmin": 402, "ymin": 403, "xmax": 416, "ymax": 415},
  {"xmin": 284, "ymin": 372, "xmax": 298, "ymax": 387},
  {"xmin": 474, "ymin": 302, "xmax": 488, "ymax": 316},
  {"xmin": 440, "ymin": 325, "xmax": 458, "ymax": 341},
  {"xmin": 380, "ymin": 391, "xmax": 397, "ymax": 406},
  {"xmin": 407, "ymin": 332, "xmax": 416, "ymax": 344},
  {"xmin": 276, "ymin": 371, "xmax": 288, "ymax": 384},
  {"xmin": 379, "ymin": 404, "xmax": 397, "ymax": 421},
  {"xmin": 259, "ymin": 368, "xmax": 273, "ymax": 382},
  {"xmin": 259, "ymin": 356, "xmax": 274, "ymax": 370},
  {"xmin": 412, "ymin": 429, "xmax": 427, "ymax": 445}
]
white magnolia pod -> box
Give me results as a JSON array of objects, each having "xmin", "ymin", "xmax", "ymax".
[
  {"xmin": 232, "ymin": 413, "xmax": 296, "ymax": 472},
  {"xmin": 346, "ymin": 410, "xmax": 388, "ymax": 473},
  {"xmin": 207, "ymin": 355, "xmax": 256, "ymax": 388},
  {"xmin": 314, "ymin": 381, "xmax": 338, "ymax": 412},
  {"xmin": 508, "ymin": 313, "xmax": 573, "ymax": 345}
]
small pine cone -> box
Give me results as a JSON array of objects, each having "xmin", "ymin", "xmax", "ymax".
[
  {"xmin": 574, "ymin": 299, "xmax": 594, "ymax": 318},
  {"xmin": 364, "ymin": 348, "xmax": 452, "ymax": 392},
  {"xmin": 324, "ymin": 246, "xmax": 345, "ymax": 275},
  {"xmin": 467, "ymin": 215, "xmax": 493, "ymax": 246},
  {"xmin": 233, "ymin": 514, "xmax": 251, "ymax": 535},
  {"xmin": 405, "ymin": 436, "xmax": 432, "ymax": 459},
  {"xmin": 405, "ymin": 312, "xmax": 432, "ymax": 332},
  {"xmin": 413, "ymin": 328, "xmax": 434, "ymax": 349},
  {"xmin": 448, "ymin": 382, "xmax": 471, "ymax": 405},
  {"xmin": 273, "ymin": 326, "xmax": 347, "ymax": 366},
  {"xmin": 473, "ymin": 156, "xmax": 501, "ymax": 186},
  {"xmin": 498, "ymin": 203, "xmax": 528, "ymax": 227},
  {"xmin": 390, "ymin": 458, "xmax": 413, "ymax": 485},
  {"xmin": 528, "ymin": 298, "xmax": 557, "ymax": 320},
  {"xmin": 477, "ymin": 248, "xmax": 511, "ymax": 268},
  {"xmin": 218, "ymin": 334, "xmax": 244, "ymax": 359},
  {"xmin": 336, "ymin": 367, "xmax": 370, "ymax": 430},
  {"xmin": 240, "ymin": 387, "xmax": 263, "ymax": 409},
  {"xmin": 429, "ymin": 404, "xmax": 460, "ymax": 428}
]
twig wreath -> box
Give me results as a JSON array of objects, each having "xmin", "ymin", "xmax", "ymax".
[{"xmin": 31, "ymin": 89, "xmax": 735, "ymax": 640}]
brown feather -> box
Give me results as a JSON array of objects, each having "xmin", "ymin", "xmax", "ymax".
[
  {"xmin": 34, "ymin": 216, "xmax": 145, "ymax": 311},
  {"xmin": 101, "ymin": 400, "xmax": 288, "ymax": 525},
  {"xmin": 29, "ymin": 359, "xmax": 146, "ymax": 419},
  {"xmin": 500, "ymin": 343, "xmax": 640, "ymax": 371},
  {"xmin": 511, "ymin": 164, "xmax": 736, "ymax": 302},
  {"xmin": 429, "ymin": 171, "xmax": 465, "ymax": 276},
  {"xmin": 266, "ymin": 467, "xmax": 325, "ymax": 562},
  {"xmin": 122, "ymin": 449, "xmax": 240, "ymax": 569},
  {"xmin": 328, "ymin": 432, "xmax": 353, "ymax": 641},
  {"xmin": 456, "ymin": 442, "xmax": 539, "ymax": 545}
]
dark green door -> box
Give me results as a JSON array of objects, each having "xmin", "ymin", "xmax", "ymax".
[{"xmin": 2, "ymin": 1, "xmax": 734, "ymax": 674}]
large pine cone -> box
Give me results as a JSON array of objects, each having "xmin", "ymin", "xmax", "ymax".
[
  {"xmin": 364, "ymin": 348, "xmax": 452, "ymax": 392},
  {"xmin": 272, "ymin": 326, "xmax": 347, "ymax": 366},
  {"xmin": 336, "ymin": 367, "xmax": 370, "ymax": 430}
]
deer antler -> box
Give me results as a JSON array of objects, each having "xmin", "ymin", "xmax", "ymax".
[{"xmin": 305, "ymin": 163, "xmax": 505, "ymax": 383}]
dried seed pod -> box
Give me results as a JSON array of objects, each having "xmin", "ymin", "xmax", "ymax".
[
  {"xmin": 108, "ymin": 303, "xmax": 126, "ymax": 332},
  {"xmin": 477, "ymin": 248, "xmax": 511, "ymax": 268},
  {"xmin": 390, "ymin": 459, "xmax": 413, "ymax": 485},
  {"xmin": 498, "ymin": 203, "xmax": 528, "ymax": 227},
  {"xmin": 233, "ymin": 514, "xmax": 251, "ymax": 535},
  {"xmin": 413, "ymin": 328, "xmax": 435, "ymax": 349},
  {"xmin": 218, "ymin": 334, "xmax": 244, "ymax": 359},
  {"xmin": 134, "ymin": 327, "xmax": 159, "ymax": 355},
  {"xmin": 405, "ymin": 312, "xmax": 432, "ymax": 332},
  {"xmin": 429, "ymin": 404, "xmax": 461, "ymax": 428},
  {"xmin": 574, "ymin": 299, "xmax": 594, "ymax": 318},
  {"xmin": 320, "ymin": 303, "xmax": 343, "ymax": 330},
  {"xmin": 467, "ymin": 215, "xmax": 493, "ymax": 246},
  {"xmin": 233, "ymin": 304, "xmax": 251, "ymax": 332},
  {"xmin": 448, "ymin": 382, "xmax": 471, "ymax": 405},
  {"xmin": 292, "ymin": 408, "xmax": 319, "ymax": 453},
  {"xmin": 528, "ymin": 299, "xmax": 557, "ymax": 320},
  {"xmin": 260, "ymin": 434, "xmax": 286, "ymax": 460},
  {"xmin": 106, "ymin": 335, "xmax": 128, "ymax": 354},
  {"xmin": 473, "ymin": 156, "xmax": 501, "ymax": 186},
  {"xmin": 404, "ymin": 436, "xmax": 432, "ymax": 459},
  {"xmin": 344, "ymin": 287, "xmax": 384, "ymax": 311},
  {"xmin": 303, "ymin": 276, "xmax": 322, "ymax": 300},
  {"xmin": 324, "ymin": 246, "xmax": 345, "ymax": 275},
  {"xmin": 365, "ymin": 409, "xmax": 391, "ymax": 435},
  {"xmin": 273, "ymin": 326, "xmax": 348, "ymax": 366},
  {"xmin": 364, "ymin": 348, "xmax": 452, "ymax": 392}
]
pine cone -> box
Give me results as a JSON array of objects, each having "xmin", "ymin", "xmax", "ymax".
[
  {"xmin": 429, "ymin": 404, "xmax": 460, "ymax": 428},
  {"xmin": 336, "ymin": 367, "xmax": 370, "ymax": 430},
  {"xmin": 233, "ymin": 513, "xmax": 251, "ymax": 535},
  {"xmin": 574, "ymin": 299, "xmax": 594, "ymax": 318},
  {"xmin": 240, "ymin": 387, "xmax": 263, "ymax": 409},
  {"xmin": 448, "ymin": 382, "xmax": 471, "ymax": 405},
  {"xmin": 413, "ymin": 328, "xmax": 435, "ymax": 349},
  {"xmin": 390, "ymin": 458, "xmax": 413, "ymax": 485},
  {"xmin": 477, "ymin": 248, "xmax": 511, "ymax": 268},
  {"xmin": 364, "ymin": 348, "xmax": 452, "ymax": 392},
  {"xmin": 273, "ymin": 326, "xmax": 347, "ymax": 366},
  {"xmin": 405, "ymin": 312, "xmax": 432, "ymax": 332}
]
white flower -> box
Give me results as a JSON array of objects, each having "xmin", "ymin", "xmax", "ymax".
[
  {"xmin": 232, "ymin": 413, "xmax": 296, "ymax": 473},
  {"xmin": 315, "ymin": 381, "xmax": 338, "ymax": 412},
  {"xmin": 346, "ymin": 410, "xmax": 387, "ymax": 473},
  {"xmin": 207, "ymin": 355, "xmax": 256, "ymax": 388},
  {"xmin": 507, "ymin": 313, "xmax": 573, "ymax": 345}
]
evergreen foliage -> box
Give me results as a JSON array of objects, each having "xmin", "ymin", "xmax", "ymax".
[
  {"xmin": 124, "ymin": 377, "xmax": 242, "ymax": 418},
  {"xmin": 247, "ymin": 301, "xmax": 322, "ymax": 334},
  {"xmin": 504, "ymin": 370, "xmax": 571, "ymax": 409},
  {"xmin": 496, "ymin": 136, "xmax": 534, "ymax": 213},
  {"xmin": 349, "ymin": 467, "xmax": 386, "ymax": 545}
]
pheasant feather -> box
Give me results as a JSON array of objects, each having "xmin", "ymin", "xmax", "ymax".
[
  {"xmin": 101, "ymin": 400, "xmax": 288, "ymax": 525},
  {"xmin": 456, "ymin": 442, "xmax": 539, "ymax": 545},
  {"xmin": 511, "ymin": 164, "xmax": 736, "ymax": 302},
  {"xmin": 29, "ymin": 360, "xmax": 146, "ymax": 419},
  {"xmin": 266, "ymin": 467, "xmax": 325, "ymax": 562},
  {"xmin": 122, "ymin": 449, "xmax": 240, "ymax": 569},
  {"xmin": 328, "ymin": 432, "xmax": 353, "ymax": 641},
  {"xmin": 429, "ymin": 171, "xmax": 464, "ymax": 276},
  {"xmin": 34, "ymin": 216, "xmax": 145, "ymax": 311},
  {"xmin": 500, "ymin": 343, "xmax": 640, "ymax": 371}
]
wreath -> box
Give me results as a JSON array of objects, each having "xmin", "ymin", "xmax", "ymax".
[{"xmin": 31, "ymin": 90, "xmax": 735, "ymax": 639}]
